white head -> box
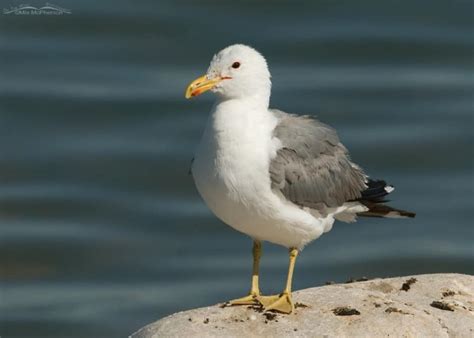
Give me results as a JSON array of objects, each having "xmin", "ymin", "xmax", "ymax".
[{"xmin": 185, "ymin": 44, "xmax": 271, "ymax": 105}]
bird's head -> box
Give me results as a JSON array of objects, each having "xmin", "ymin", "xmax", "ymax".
[{"xmin": 185, "ymin": 44, "xmax": 271, "ymax": 102}]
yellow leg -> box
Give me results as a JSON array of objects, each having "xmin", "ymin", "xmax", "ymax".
[
  {"xmin": 265, "ymin": 248, "xmax": 299, "ymax": 314},
  {"xmin": 229, "ymin": 240, "xmax": 263, "ymax": 305}
]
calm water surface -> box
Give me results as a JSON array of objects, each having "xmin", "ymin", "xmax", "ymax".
[{"xmin": 1, "ymin": 0, "xmax": 473, "ymax": 337}]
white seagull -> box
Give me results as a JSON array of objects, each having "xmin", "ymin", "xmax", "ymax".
[{"xmin": 185, "ymin": 44, "xmax": 415, "ymax": 314}]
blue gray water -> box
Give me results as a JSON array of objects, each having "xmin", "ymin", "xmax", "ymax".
[{"xmin": 1, "ymin": 0, "xmax": 473, "ymax": 337}]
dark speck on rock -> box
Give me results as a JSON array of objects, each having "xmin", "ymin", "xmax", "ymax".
[
  {"xmin": 325, "ymin": 281, "xmax": 336, "ymax": 285},
  {"xmin": 294, "ymin": 328, "xmax": 298, "ymax": 332},
  {"xmin": 295, "ymin": 302, "xmax": 308, "ymax": 308},
  {"xmin": 401, "ymin": 277, "xmax": 417, "ymax": 291},
  {"xmin": 203, "ymin": 318, "xmax": 209, "ymax": 324},
  {"xmin": 385, "ymin": 307, "xmax": 410, "ymax": 315},
  {"xmin": 430, "ymin": 301, "xmax": 454, "ymax": 311},
  {"xmin": 333, "ymin": 307, "xmax": 361, "ymax": 316},
  {"xmin": 442, "ymin": 290, "xmax": 456, "ymax": 297},
  {"xmin": 263, "ymin": 312, "xmax": 277, "ymax": 321},
  {"xmin": 345, "ymin": 277, "xmax": 370, "ymax": 283},
  {"xmin": 374, "ymin": 303, "xmax": 381, "ymax": 308}
]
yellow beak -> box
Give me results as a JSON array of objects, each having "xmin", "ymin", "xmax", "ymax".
[{"xmin": 185, "ymin": 75, "xmax": 222, "ymax": 99}]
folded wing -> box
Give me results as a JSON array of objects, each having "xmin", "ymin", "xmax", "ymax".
[{"xmin": 269, "ymin": 109, "xmax": 368, "ymax": 210}]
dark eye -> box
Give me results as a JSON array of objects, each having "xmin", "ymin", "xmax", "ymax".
[{"xmin": 232, "ymin": 62, "xmax": 241, "ymax": 69}]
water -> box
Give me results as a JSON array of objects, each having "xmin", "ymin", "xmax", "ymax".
[{"xmin": 1, "ymin": 0, "xmax": 473, "ymax": 337}]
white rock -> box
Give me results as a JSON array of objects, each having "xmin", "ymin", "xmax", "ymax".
[{"xmin": 130, "ymin": 274, "xmax": 474, "ymax": 338}]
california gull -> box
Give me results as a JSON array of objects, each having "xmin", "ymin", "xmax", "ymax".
[{"xmin": 185, "ymin": 44, "xmax": 415, "ymax": 314}]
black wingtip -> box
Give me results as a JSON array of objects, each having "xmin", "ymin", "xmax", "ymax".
[
  {"xmin": 398, "ymin": 210, "xmax": 416, "ymax": 218},
  {"xmin": 357, "ymin": 179, "xmax": 393, "ymax": 203},
  {"xmin": 358, "ymin": 203, "xmax": 416, "ymax": 219}
]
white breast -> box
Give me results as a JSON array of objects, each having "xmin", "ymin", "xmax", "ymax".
[
  {"xmin": 192, "ymin": 99, "xmax": 276, "ymax": 222},
  {"xmin": 192, "ymin": 99, "xmax": 330, "ymax": 248}
]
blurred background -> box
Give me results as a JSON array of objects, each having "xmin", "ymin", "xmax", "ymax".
[{"xmin": 1, "ymin": 0, "xmax": 473, "ymax": 337}]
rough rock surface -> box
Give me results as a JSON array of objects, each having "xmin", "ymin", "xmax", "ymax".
[{"xmin": 131, "ymin": 274, "xmax": 474, "ymax": 337}]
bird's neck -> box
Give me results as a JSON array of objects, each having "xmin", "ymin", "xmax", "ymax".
[
  {"xmin": 215, "ymin": 94, "xmax": 270, "ymax": 112},
  {"xmin": 210, "ymin": 97, "xmax": 276, "ymax": 141}
]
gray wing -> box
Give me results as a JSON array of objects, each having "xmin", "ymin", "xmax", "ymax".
[{"xmin": 269, "ymin": 109, "xmax": 367, "ymax": 209}]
